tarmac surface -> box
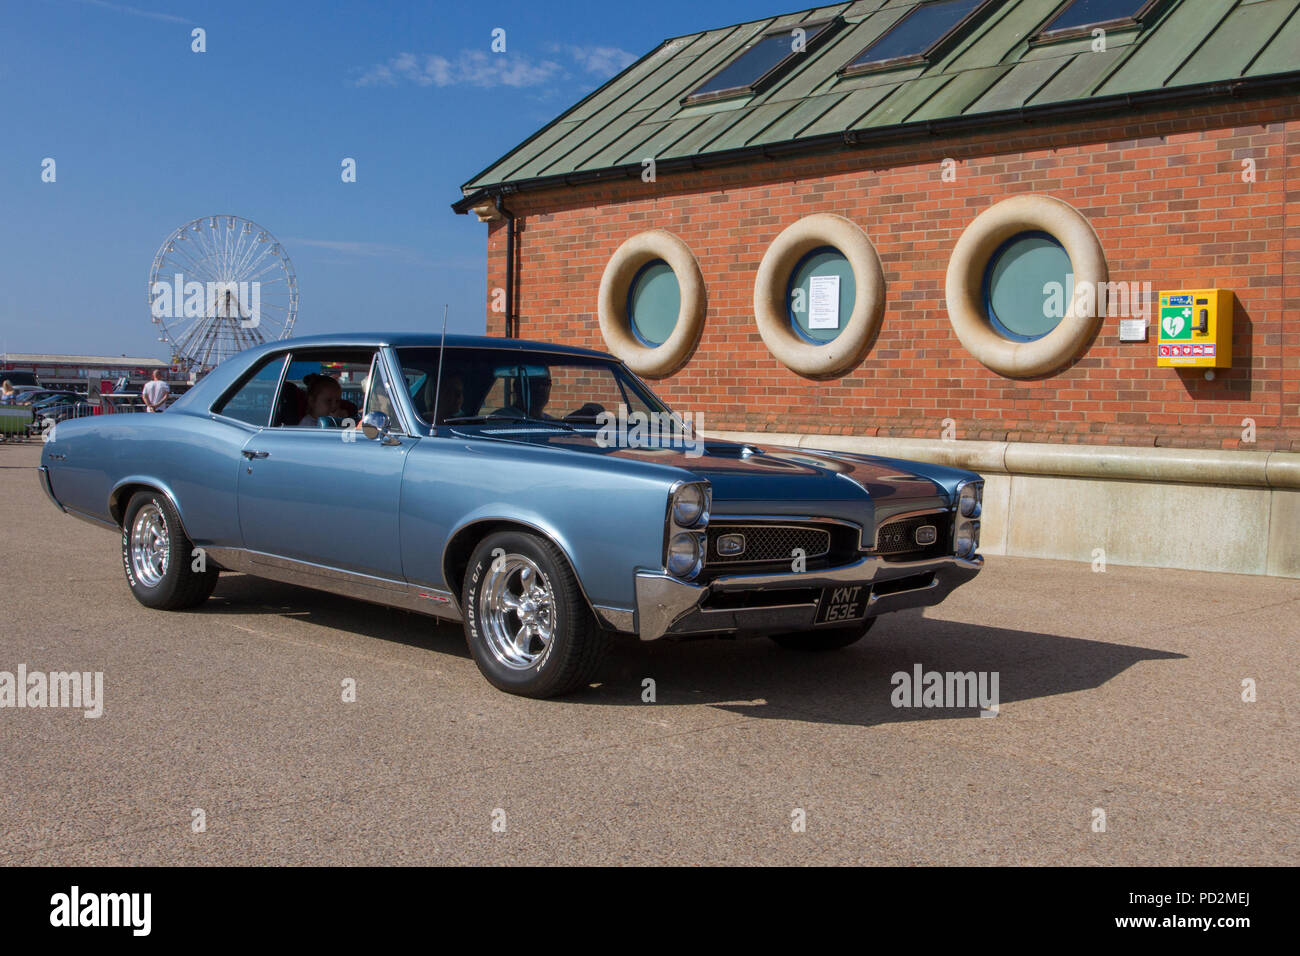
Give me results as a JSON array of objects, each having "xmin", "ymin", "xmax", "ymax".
[{"xmin": 1, "ymin": 440, "xmax": 1296, "ymax": 865}]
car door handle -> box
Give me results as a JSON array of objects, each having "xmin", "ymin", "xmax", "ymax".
[{"xmin": 242, "ymin": 450, "xmax": 269, "ymax": 460}]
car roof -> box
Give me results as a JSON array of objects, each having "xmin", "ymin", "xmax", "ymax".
[
  {"xmin": 171, "ymin": 332, "xmax": 623, "ymax": 413},
  {"xmin": 264, "ymin": 332, "xmax": 614, "ymax": 361}
]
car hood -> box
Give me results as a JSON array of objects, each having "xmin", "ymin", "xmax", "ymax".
[{"xmin": 456, "ymin": 426, "xmax": 973, "ymax": 522}]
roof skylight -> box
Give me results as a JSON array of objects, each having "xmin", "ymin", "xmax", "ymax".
[
  {"xmin": 1036, "ymin": 0, "xmax": 1161, "ymax": 40},
  {"xmin": 686, "ymin": 17, "xmax": 843, "ymax": 104},
  {"xmin": 841, "ymin": 0, "xmax": 987, "ymax": 76}
]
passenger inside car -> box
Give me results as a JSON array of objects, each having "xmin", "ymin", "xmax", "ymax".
[{"xmin": 299, "ymin": 374, "xmax": 343, "ymax": 427}]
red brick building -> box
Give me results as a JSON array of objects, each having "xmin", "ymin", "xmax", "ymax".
[{"xmin": 455, "ymin": 0, "xmax": 1300, "ymax": 576}]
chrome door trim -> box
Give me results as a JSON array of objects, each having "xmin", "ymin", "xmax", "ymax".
[
  {"xmin": 378, "ymin": 346, "xmax": 419, "ymax": 437},
  {"xmin": 205, "ymin": 547, "xmax": 462, "ymax": 622}
]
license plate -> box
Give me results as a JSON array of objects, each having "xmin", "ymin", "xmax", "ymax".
[{"xmin": 815, "ymin": 584, "xmax": 869, "ymax": 625}]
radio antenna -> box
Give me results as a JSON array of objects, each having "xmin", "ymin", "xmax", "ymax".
[{"xmin": 431, "ymin": 304, "xmax": 449, "ymax": 430}]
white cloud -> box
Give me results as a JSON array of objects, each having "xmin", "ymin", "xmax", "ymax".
[
  {"xmin": 549, "ymin": 44, "xmax": 638, "ymax": 78},
  {"xmin": 72, "ymin": 0, "xmax": 190, "ymax": 24},
  {"xmin": 353, "ymin": 50, "xmax": 565, "ymax": 89},
  {"xmin": 351, "ymin": 44, "xmax": 638, "ymax": 90}
]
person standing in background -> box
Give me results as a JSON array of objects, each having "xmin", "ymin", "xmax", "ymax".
[
  {"xmin": 0, "ymin": 381, "xmax": 15, "ymax": 405},
  {"xmin": 141, "ymin": 370, "xmax": 170, "ymax": 412}
]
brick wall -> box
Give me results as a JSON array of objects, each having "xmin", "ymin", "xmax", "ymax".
[{"xmin": 480, "ymin": 94, "xmax": 1300, "ymax": 452}]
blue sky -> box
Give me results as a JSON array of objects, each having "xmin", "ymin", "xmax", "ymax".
[{"xmin": 0, "ymin": 0, "xmax": 782, "ymax": 359}]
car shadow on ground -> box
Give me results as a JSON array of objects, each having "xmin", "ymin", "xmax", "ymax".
[
  {"xmin": 589, "ymin": 609, "xmax": 1186, "ymax": 728},
  {"xmin": 200, "ymin": 573, "xmax": 474, "ymax": 659},
  {"xmin": 199, "ymin": 574, "xmax": 1185, "ymax": 729}
]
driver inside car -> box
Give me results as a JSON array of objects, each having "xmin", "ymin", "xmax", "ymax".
[{"xmin": 496, "ymin": 369, "xmax": 554, "ymax": 420}]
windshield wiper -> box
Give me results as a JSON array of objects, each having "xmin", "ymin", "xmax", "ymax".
[
  {"xmin": 444, "ymin": 414, "xmax": 575, "ymax": 432},
  {"xmin": 442, "ymin": 414, "xmax": 501, "ymax": 424}
]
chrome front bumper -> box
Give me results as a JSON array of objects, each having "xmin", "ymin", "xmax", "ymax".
[{"xmin": 633, "ymin": 553, "xmax": 983, "ymax": 641}]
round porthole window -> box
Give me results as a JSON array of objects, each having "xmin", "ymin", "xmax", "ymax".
[
  {"xmin": 787, "ymin": 246, "xmax": 855, "ymax": 345},
  {"xmin": 627, "ymin": 259, "xmax": 681, "ymax": 347},
  {"xmin": 754, "ymin": 214, "xmax": 885, "ymax": 379},
  {"xmin": 598, "ymin": 229, "xmax": 706, "ymax": 378},
  {"xmin": 946, "ymin": 194, "xmax": 1107, "ymax": 379},
  {"xmin": 982, "ymin": 231, "xmax": 1072, "ymax": 342}
]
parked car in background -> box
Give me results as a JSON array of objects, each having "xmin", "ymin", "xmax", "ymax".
[
  {"xmin": 30, "ymin": 391, "xmax": 84, "ymax": 408},
  {"xmin": 39, "ymin": 333, "xmax": 985, "ymax": 698},
  {"xmin": 12, "ymin": 389, "xmax": 74, "ymax": 405},
  {"xmin": 37, "ymin": 401, "xmax": 95, "ymax": 425}
]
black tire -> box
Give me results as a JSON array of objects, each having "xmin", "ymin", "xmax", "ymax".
[
  {"xmin": 121, "ymin": 490, "xmax": 219, "ymax": 610},
  {"xmin": 461, "ymin": 531, "xmax": 607, "ymax": 698},
  {"xmin": 768, "ymin": 617, "xmax": 876, "ymax": 651}
]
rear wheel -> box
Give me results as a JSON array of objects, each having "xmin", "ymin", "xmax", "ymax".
[
  {"xmin": 461, "ymin": 531, "xmax": 607, "ymax": 698},
  {"xmin": 768, "ymin": 617, "xmax": 876, "ymax": 651},
  {"xmin": 121, "ymin": 491, "xmax": 219, "ymax": 610}
]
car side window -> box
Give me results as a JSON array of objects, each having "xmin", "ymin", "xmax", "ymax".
[
  {"xmin": 213, "ymin": 355, "xmax": 288, "ymax": 426},
  {"xmin": 272, "ymin": 349, "xmax": 373, "ymax": 428},
  {"xmin": 363, "ymin": 356, "xmax": 402, "ymax": 432}
]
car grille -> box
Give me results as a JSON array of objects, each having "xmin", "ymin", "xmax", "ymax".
[
  {"xmin": 706, "ymin": 524, "xmax": 831, "ymax": 565},
  {"xmin": 873, "ymin": 512, "xmax": 950, "ymax": 559}
]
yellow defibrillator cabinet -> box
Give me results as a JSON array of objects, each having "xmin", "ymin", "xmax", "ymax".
[{"xmin": 1157, "ymin": 289, "xmax": 1232, "ymax": 368}]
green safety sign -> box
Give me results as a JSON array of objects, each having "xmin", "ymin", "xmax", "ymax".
[{"xmin": 1159, "ymin": 305, "xmax": 1194, "ymax": 340}]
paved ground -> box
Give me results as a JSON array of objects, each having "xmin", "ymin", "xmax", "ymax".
[{"xmin": 1, "ymin": 440, "xmax": 1296, "ymax": 865}]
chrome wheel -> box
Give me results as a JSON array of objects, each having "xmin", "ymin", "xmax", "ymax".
[
  {"xmin": 130, "ymin": 502, "xmax": 169, "ymax": 588},
  {"xmin": 479, "ymin": 554, "xmax": 555, "ymax": 670}
]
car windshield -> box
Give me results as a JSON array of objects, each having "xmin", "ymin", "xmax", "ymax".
[{"xmin": 395, "ymin": 347, "xmax": 671, "ymax": 429}]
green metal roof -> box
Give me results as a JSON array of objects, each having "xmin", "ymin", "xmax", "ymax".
[{"xmin": 457, "ymin": 0, "xmax": 1300, "ymax": 201}]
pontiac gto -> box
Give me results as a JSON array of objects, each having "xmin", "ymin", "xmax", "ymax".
[{"xmin": 38, "ymin": 333, "xmax": 984, "ymax": 697}]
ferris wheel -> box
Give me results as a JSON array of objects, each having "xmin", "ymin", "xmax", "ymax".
[{"xmin": 148, "ymin": 215, "xmax": 298, "ymax": 374}]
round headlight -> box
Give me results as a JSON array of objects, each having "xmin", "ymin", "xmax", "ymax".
[
  {"xmin": 672, "ymin": 484, "xmax": 706, "ymax": 527},
  {"xmin": 666, "ymin": 532, "xmax": 702, "ymax": 577},
  {"xmin": 959, "ymin": 483, "xmax": 982, "ymax": 518},
  {"xmin": 955, "ymin": 519, "xmax": 980, "ymax": 557}
]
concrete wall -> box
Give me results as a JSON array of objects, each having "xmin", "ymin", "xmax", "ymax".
[{"xmin": 709, "ymin": 430, "xmax": 1300, "ymax": 579}]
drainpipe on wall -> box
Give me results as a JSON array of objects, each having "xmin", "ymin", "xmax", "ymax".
[{"xmin": 494, "ymin": 192, "xmax": 516, "ymax": 339}]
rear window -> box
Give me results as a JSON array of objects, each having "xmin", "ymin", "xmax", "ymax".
[{"xmin": 213, "ymin": 355, "xmax": 288, "ymax": 426}]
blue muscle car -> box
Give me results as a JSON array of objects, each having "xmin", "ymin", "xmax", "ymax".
[{"xmin": 38, "ymin": 333, "xmax": 984, "ymax": 697}]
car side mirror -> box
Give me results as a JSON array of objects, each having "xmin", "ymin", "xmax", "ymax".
[{"xmin": 361, "ymin": 410, "xmax": 391, "ymax": 441}]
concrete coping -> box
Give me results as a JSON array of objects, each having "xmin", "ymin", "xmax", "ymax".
[{"xmin": 705, "ymin": 430, "xmax": 1300, "ymax": 490}]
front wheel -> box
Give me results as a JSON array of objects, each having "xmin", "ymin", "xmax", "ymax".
[
  {"xmin": 462, "ymin": 531, "xmax": 608, "ymax": 698},
  {"xmin": 768, "ymin": 617, "xmax": 876, "ymax": 651},
  {"xmin": 121, "ymin": 491, "xmax": 219, "ymax": 610}
]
